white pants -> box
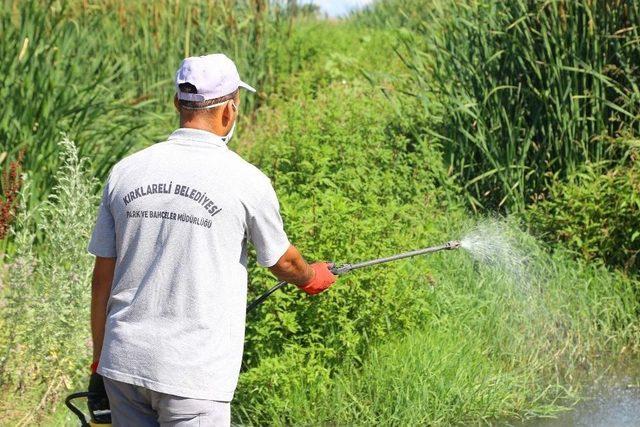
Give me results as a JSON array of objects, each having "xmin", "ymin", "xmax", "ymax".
[{"xmin": 104, "ymin": 377, "xmax": 231, "ymax": 427}]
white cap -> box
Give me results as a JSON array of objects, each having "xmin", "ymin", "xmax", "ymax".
[{"xmin": 175, "ymin": 54, "xmax": 256, "ymax": 102}]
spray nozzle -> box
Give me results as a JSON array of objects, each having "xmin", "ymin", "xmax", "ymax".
[{"xmin": 447, "ymin": 240, "xmax": 461, "ymax": 250}]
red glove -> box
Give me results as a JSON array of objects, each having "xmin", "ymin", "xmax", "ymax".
[
  {"xmin": 297, "ymin": 262, "xmax": 337, "ymax": 295},
  {"xmin": 90, "ymin": 360, "xmax": 99, "ymax": 374}
]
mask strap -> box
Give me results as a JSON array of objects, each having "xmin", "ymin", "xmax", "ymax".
[{"xmin": 180, "ymin": 99, "xmax": 232, "ymax": 111}]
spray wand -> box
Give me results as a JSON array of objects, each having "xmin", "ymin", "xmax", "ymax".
[{"xmin": 247, "ymin": 240, "xmax": 461, "ymax": 313}]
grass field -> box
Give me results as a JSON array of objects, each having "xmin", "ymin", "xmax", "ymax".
[{"xmin": 1, "ymin": 0, "xmax": 639, "ymax": 425}]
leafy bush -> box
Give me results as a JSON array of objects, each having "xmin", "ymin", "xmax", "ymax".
[
  {"xmin": 398, "ymin": 0, "xmax": 640, "ymax": 211},
  {"xmin": 234, "ymin": 78, "xmax": 461, "ymax": 423},
  {"xmin": 527, "ymin": 139, "xmax": 640, "ymax": 274},
  {"xmin": 0, "ymin": 138, "xmax": 97, "ymax": 422}
]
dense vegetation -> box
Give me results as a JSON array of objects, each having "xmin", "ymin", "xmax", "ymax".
[
  {"xmin": 527, "ymin": 140, "xmax": 640, "ymax": 273},
  {"xmin": 0, "ymin": 0, "xmax": 638, "ymax": 425},
  {"xmin": 395, "ymin": 0, "xmax": 640, "ymax": 212},
  {"xmin": 1, "ymin": 0, "xmax": 307, "ymax": 211}
]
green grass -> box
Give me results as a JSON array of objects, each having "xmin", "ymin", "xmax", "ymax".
[
  {"xmin": 314, "ymin": 248, "xmax": 639, "ymax": 425},
  {"xmin": 234, "ymin": 216, "xmax": 640, "ymax": 425},
  {"xmin": 2, "ymin": 1, "xmax": 640, "ymax": 426}
]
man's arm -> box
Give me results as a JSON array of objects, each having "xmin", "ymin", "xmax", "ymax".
[
  {"xmin": 268, "ymin": 245, "xmax": 314, "ymax": 286},
  {"xmin": 269, "ymin": 245, "xmax": 336, "ymax": 295},
  {"xmin": 91, "ymin": 256, "xmax": 116, "ymax": 364}
]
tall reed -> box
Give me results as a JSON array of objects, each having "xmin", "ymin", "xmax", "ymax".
[
  {"xmin": 0, "ymin": 0, "xmax": 300, "ymax": 212},
  {"xmin": 401, "ymin": 0, "xmax": 640, "ymax": 211}
]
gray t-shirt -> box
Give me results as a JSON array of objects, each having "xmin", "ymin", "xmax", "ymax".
[{"xmin": 88, "ymin": 128, "xmax": 290, "ymax": 401}]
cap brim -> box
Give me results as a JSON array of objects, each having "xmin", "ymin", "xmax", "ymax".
[{"xmin": 239, "ymin": 81, "xmax": 256, "ymax": 93}]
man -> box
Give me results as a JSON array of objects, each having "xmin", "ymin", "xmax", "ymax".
[{"xmin": 87, "ymin": 53, "xmax": 337, "ymax": 426}]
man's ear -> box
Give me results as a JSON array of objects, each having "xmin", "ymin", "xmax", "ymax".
[{"xmin": 221, "ymin": 101, "xmax": 234, "ymax": 127}]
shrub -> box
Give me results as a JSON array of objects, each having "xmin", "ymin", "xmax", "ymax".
[
  {"xmin": 0, "ymin": 138, "xmax": 98, "ymax": 422},
  {"xmin": 233, "ymin": 79, "xmax": 462, "ymax": 423},
  {"xmin": 527, "ymin": 139, "xmax": 640, "ymax": 274}
]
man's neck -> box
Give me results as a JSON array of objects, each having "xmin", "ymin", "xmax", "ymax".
[{"xmin": 180, "ymin": 119, "xmax": 227, "ymax": 137}]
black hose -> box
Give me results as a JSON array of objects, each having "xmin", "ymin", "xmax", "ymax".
[
  {"xmin": 246, "ymin": 280, "xmax": 288, "ymax": 314},
  {"xmin": 65, "ymin": 392, "xmax": 90, "ymax": 427}
]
